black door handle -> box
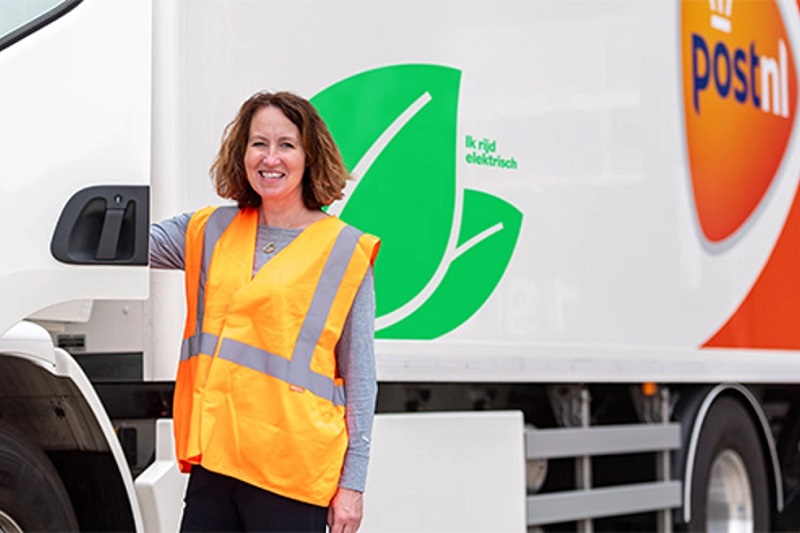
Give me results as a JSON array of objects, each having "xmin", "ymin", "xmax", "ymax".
[
  {"xmin": 51, "ymin": 186, "xmax": 149, "ymax": 265},
  {"xmin": 96, "ymin": 203, "xmax": 125, "ymax": 261}
]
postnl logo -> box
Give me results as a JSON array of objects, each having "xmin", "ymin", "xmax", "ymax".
[
  {"xmin": 311, "ymin": 65, "xmax": 523, "ymax": 340},
  {"xmin": 682, "ymin": 0, "xmax": 797, "ymax": 244}
]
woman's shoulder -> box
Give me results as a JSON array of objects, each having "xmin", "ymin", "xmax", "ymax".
[
  {"xmin": 332, "ymin": 217, "xmax": 377, "ymax": 238},
  {"xmin": 332, "ymin": 218, "xmax": 380, "ymax": 263}
]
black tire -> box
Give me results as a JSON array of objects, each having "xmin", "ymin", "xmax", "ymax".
[
  {"xmin": 0, "ymin": 421, "xmax": 79, "ymax": 532},
  {"xmin": 686, "ymin": 396, "xmax": 770, "ymax": 532},
  {"xmin": 774, "ymin": 398, "xmax": 800, "ymax": 529}
]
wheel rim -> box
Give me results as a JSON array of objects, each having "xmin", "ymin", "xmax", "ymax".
[
  {"xmin": 0, "ymin": 509, "xmax": 24, "ymax": 533},
  {"xmin": 706, "ymin": 449, "xmax": 754, "ymax": 533}
]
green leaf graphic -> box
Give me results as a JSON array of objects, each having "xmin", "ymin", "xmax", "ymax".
[
  {"xmin": 311, "ymin": 64, "xmax": 523, "ymax": 339},
  {"xmin": 376, "ymin": 190, "xmax": 522, "ymax": 339},
  {"xmin": 311, "ymin": 65, "xmax": 460, "ymax": 318}
]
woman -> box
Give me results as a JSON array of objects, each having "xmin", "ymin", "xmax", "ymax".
[{"xmin": 150, "ymin": 91, "xmax": 380, "ymax": 532}]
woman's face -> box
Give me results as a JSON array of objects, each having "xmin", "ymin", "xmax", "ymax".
[{"xmin": 244, "ymin": 105, "xmax": 307, "ymax": 211}]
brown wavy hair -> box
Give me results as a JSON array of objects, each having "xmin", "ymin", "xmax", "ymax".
[{"xmin": 211, "ymin": 91, "xmax": 349, "ymax": 210}]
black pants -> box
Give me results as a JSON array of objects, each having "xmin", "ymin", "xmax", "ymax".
[{"xmin": 180, "ymin": 465, "xmax": 328, "ymax": 532}]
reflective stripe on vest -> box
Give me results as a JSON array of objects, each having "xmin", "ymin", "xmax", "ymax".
[
  {"xmin": 180, "ymin": 206, "xmax": 365, "ymax": 405},
  {"xmin": 179, "ymin": 206, "xmax": 237, "ymax": 361}
]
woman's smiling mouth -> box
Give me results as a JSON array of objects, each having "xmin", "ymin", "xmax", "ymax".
[{"xmin": 258, "ymin": 171, "xmax": 284, "ymax": 180}]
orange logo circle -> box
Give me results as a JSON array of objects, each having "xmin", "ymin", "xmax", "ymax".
[{"xmin": 682, "ymin": 0, "xmax": 797, "ymax": 243}]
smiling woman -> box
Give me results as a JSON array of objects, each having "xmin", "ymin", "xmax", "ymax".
[
  {"xmin": 243, "ymin": 106, "xmax": 309, "ymax": 225},
  {"xmin": 150, "ymin": 90, "xmax": 380, "ymax": 533},
  {"xmin": 211, "ymin": 91, "xmax": 349, "ymax": 216}
]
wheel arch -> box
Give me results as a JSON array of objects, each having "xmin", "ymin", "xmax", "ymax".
[
  {"xmin": 0, "ymin": 321, "xmax": 144, "ymax": 531},
  {"xmin": 678, "ymin": 383, "xmax": 783, "ymax": 524}
]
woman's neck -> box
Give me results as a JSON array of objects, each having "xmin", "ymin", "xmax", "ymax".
[{"xmin": 258, "ymin": 203, "xmax": 326, "ymax": 229}]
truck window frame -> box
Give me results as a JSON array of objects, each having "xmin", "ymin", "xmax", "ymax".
[{"xmin": 0, "ymin": 0, "xmax": 82, "ymax": 52}]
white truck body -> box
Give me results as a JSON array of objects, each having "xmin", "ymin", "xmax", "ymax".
[
  {"xmin": 2, "ymin": 0, "xmax": 800, "ymax": 531},
  {"xmin": 146, "ymin": 0, "xmax": 800, "ymax": 383}
]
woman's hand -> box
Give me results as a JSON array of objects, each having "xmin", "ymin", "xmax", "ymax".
[{"xmin": 327, "ymin": 487, "xmax": 364, "ymax": 533}]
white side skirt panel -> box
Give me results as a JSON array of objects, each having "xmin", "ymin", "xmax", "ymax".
[
  {"xmin": 135, "ymin": 419, "xmax": 188, "ymax": 533},
  {"xmin": 136, "ymin": 413, "xmax": 526, "ymax": 532},
  {"xmin": 363, "ymin": 411, "xmax": 526, "ymax": 532}
]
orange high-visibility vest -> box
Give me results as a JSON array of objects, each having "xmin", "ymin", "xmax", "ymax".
[{"xmin": 173, "ymin": 206, "xmax": 379, "ymax": 506}]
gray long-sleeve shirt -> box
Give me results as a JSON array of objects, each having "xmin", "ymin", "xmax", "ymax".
[{"xmin": 150, "ymin": 212, "xmax": 377, "ymax": 492}]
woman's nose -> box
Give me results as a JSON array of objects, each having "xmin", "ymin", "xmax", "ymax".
[{"xmin": 262, "ymin": 151, "xmax": 280, "ymax": 165}]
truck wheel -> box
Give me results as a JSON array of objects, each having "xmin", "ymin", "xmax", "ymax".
[
  {"xmin": 0, "ymin": 422, "xmax": 79, "ymax": 531},
  {"xmin": 687, "ymin": 396, "xmax": 769, "ymax": 532}
]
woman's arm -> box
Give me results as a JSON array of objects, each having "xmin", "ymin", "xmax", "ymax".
[
  {"xmin": 335, "ymin": 267, "xmax": 378, "ymax": 493},
  {"xmin": 149, "ymin": 212, "xmax": 192, "ymax": 270},
  {"xmin": 330, "ymin": 267, "xmax": 377, "ymax": 532}
]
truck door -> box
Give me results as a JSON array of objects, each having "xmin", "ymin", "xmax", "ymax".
[{"xmin": 0, "ymin": 0, "xmax": 152, "ymax": 336}]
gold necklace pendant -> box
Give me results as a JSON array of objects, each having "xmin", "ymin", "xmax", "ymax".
[{"xmin": 262, "ymin": 242, "xmax": 276, "ymax": 254}]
